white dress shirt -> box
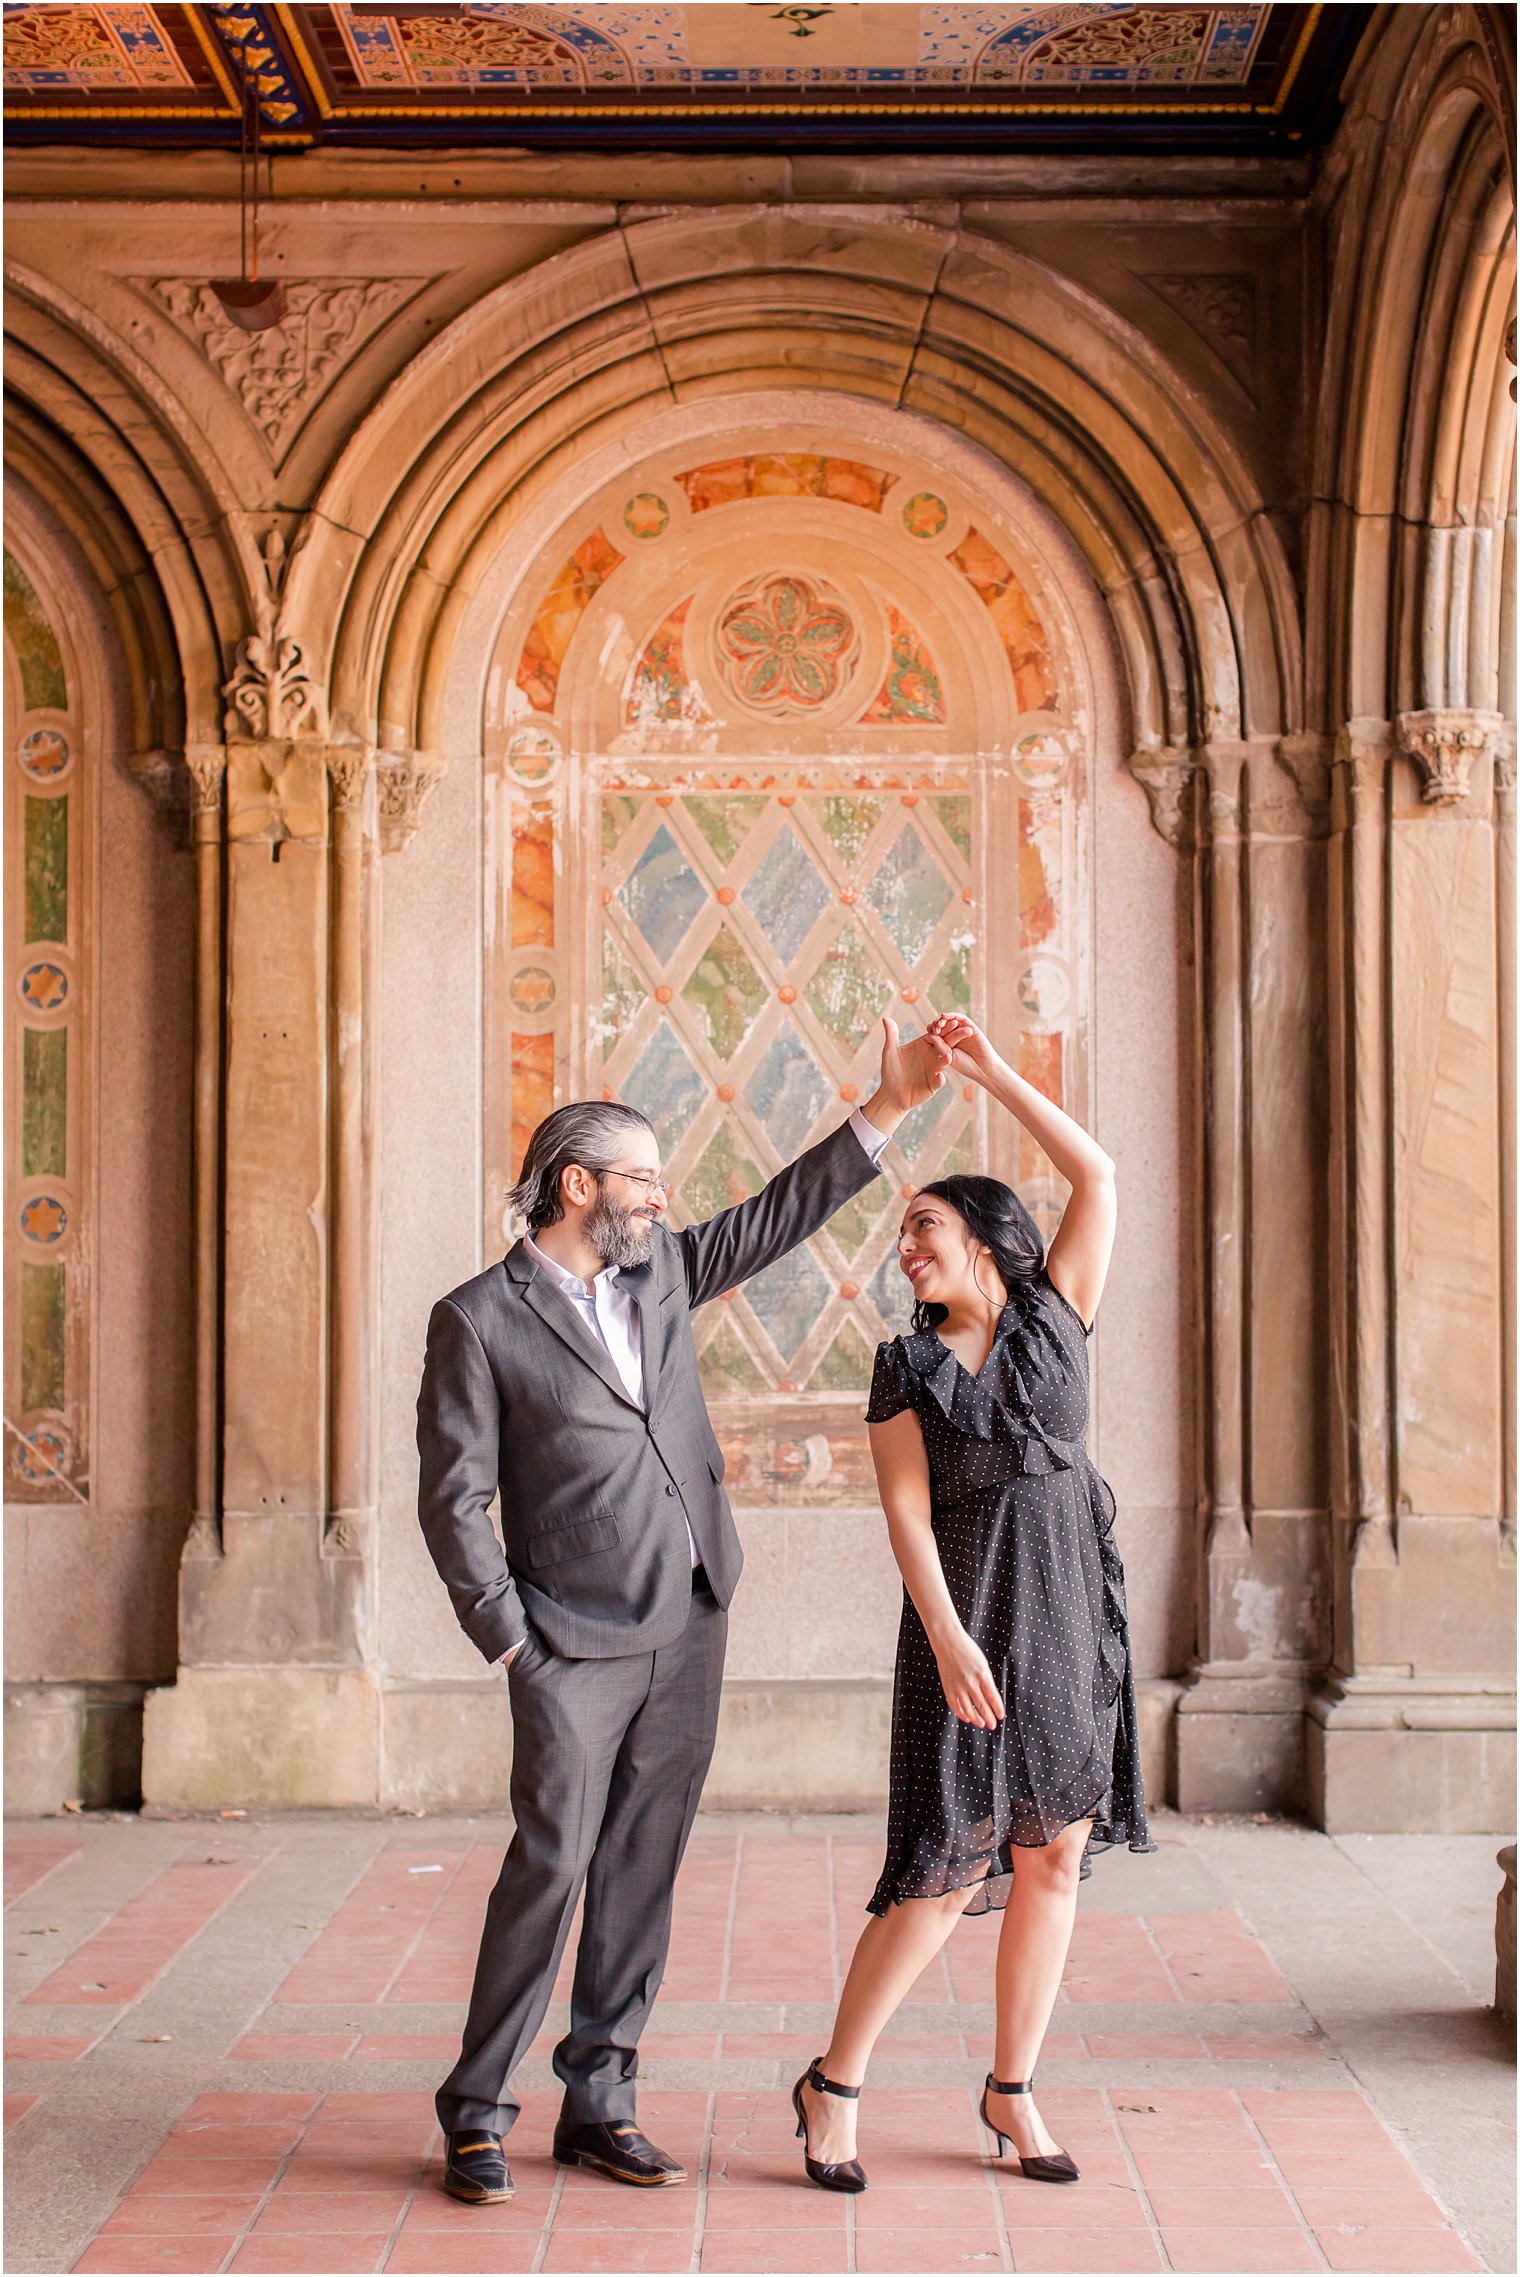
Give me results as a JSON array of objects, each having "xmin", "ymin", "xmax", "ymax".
[{"xmin": 518, "ymin": 1108, "xmax": 892, "ymax": 1596}]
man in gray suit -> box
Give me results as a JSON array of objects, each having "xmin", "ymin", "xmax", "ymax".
[{"xmin": 416, "ymin": 1018, "xmax": 948, "ymax": 2201}]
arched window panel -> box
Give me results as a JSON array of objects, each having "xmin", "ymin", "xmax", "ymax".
[
  {"xmin": 484, "ymin": 433, "xmax": 1092, "ymax": 1400},
  {"xmin": 3, "ymin": 544, "xmax": 92, "ymax": 1501}
]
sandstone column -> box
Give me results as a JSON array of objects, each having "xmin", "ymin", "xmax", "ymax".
[
  {"xmin": 1307, "ymin": 711, "xmax": 1516, "ymax": 1829},
  {"xmin": 142, "ymin": 643, "xmax": 381, "ymax": 1806},
  {"xmin": 1172, "ymin": 738, "xmax": 1332, "ymax": 1812}
]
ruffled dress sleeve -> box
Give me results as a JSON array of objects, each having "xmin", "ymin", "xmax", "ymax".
[{"xmin": 865, "ymin": 1338, "xmax": 914, "ymax": 1422}]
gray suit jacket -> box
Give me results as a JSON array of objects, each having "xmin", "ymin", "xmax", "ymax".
[{"xmin": 416, "ymin": 1119, "xmax": 880, "ymax": 1662}]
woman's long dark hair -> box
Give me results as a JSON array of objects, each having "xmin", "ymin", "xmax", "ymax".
[{"xmin": 907, "ymin": 1175, "xmax": 1045, "ymax": 1333}]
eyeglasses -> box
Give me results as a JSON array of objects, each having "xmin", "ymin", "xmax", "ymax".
[{"xmin": 597, "ymin": 1165, "xmax": 668, "ymax": 1197}]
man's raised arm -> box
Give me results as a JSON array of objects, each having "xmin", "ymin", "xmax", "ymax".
[{"xmin": 675, "ymin": 1017, "xmax": 951, "ymax": 1309}]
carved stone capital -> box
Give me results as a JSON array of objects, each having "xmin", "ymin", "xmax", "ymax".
[
  {"xmin": 223, "ymin": 633, "xmax": 325, "ymax": 743},
  {"xmin": 1395, "ymin": 707, "xmax": 1505, "ymax": 807},
  {"xmin": 1126, "ymin": 746, "xmax": 1194, "ymax": 850},
  {"xmin": 184, "ymin": 744, "xmax": 228, "ymax": 814},
  {"xmin": 325, "ymin": 742, "xmax": 374, "ymax": 814},
  {"xmin": 376, "ymin": 749, "xmax": 449, "ymax": 855}
]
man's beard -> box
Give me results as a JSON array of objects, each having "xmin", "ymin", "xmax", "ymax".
[{"xmin": 584, "ymin": 1187, "xmax": 654, "ymax": 1269}]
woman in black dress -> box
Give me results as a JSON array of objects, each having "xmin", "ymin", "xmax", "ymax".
[{"xmin": 793, "ymin": 1013, "xmax": 1151, "ymax": 2192}]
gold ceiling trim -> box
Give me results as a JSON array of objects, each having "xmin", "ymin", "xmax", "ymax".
[
  {"xmin": 274, "ymin": 5, "xmax": 332, "ymax": 120},
  {"xmin": 298, "ymin": 97, "xmax": 1289, "ymax": 118},
  {"xmin": 185, "ymin": 8, "xmax": 242, "ymax": 111},
  {"xmin": 14, "ymin": 3, "xmax": 1324, "ymax": 132}
]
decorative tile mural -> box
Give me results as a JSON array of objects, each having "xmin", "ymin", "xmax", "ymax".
[
  {"xmin": 328, "ymin": 5, "xmax": 1275, "ymax": 91},
  {"xmin": 678, "ymin": 455, "xmax": 892, "ymax": 514},
  {"xmin": 4, "ymin": 547, "xmax": 89, "ymax": 1502},
  {"xmin": 3, "ymin": 4, "xmax": 189, "ymax": 89},
  {"xmin": 860, "ymin": 605, "xmax": 946, "ymax": 723},
  {"xmin": 489, "ymin": 448, "xmax": 1084, "ymax": 1400},
  {"xmin": 4, "ymin": 6, "xmax": 1355, "ymax": 154},
  {"xmin": 515, "ymin": 528, "xmax": 625, "ymax": 714}
]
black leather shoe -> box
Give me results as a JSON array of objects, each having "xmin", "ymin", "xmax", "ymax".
[
  {"xmin": 552, "ymin": 2117, "xmax": 687, "ymax": 2186},
  {"xmin": 443, "ymin": 2131, "xmax": 514, "ymax": 2202},
  {"xmin": 792, "ymin": 2058, "xmax": 868, "ymax": 2193},
  {"xmin": 979, "ymin": 2076, "xmax": 1080, "ymax": 2184}
]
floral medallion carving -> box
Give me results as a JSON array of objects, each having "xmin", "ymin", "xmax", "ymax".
[
  {"xmin": 715, "ymin": 571, "xmax": 857, "ymax": 715},
  {"xmin": 147, "ymin": 277, "xmax": 416, "ymax": 458}
]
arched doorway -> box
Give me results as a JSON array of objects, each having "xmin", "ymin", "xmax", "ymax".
[{"xmin": 444, "ymin": 397, "xmax": 1171, "ymax": 1765}]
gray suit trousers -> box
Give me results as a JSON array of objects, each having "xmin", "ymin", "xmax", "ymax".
[{"xmin": 435, "ymin": 1579, "xmax": 727, "ymax": 2137}]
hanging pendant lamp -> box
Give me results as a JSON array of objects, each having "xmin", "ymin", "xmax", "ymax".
[{"xmin": 212, "ymin": 29, "xmax": 285, "ymax": 332}]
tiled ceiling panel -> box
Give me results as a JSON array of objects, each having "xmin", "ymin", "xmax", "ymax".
[{"xmin": 3, "ymin": 3, "xmax": 1367, "ymax": 149}]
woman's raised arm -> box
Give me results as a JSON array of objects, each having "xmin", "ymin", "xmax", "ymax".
[{"xmin": 928, "ymin": 1014, "xmax": 1117, "ymax": 1330}]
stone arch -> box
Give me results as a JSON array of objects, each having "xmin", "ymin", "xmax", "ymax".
[
  {"xmin": 459, "ymin": 397, "xmax": 1133, "ymax": 1393},
  {"xmin": 1312, "ymin": 7, "xmax": 1516, "ymax": 733},
  {"xmin": 4, "ymin": 260, "xmax": 258, "ymax": 745},
  {"xmin": 2, "ymin": 474, "xmax": 196, "ymax": 1695},
  {"xmin": 283, "ymin": 207, "xmax": 1302, "ymax": 818}
]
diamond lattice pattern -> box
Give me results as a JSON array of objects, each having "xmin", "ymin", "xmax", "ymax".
[{"xmin": 596, "ymin": 775, "xmax": 987, "ymax": 1393}]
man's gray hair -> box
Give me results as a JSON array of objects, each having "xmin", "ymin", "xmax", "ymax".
[{"xmin": 509, "ymin": 1099, "xmax": 657, "ymax": 1230}]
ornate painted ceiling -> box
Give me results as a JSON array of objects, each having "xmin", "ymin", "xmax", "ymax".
[{"xmin": 4, "ymin": 3, "xmax": 1364, "ymax": 148}]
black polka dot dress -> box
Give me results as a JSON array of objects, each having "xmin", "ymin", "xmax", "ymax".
[{"xmin": 864, "ymin": 1271, "xmax": 1152, "ymax": 1916}]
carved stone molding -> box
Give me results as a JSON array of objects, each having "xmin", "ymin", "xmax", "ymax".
[
  {"xmin": 1333, "ymin": 718, "xmax": 1392, "ymax": 790},
  {"xmin": 146, "ymin": 277, "xmax": 418, "ymax": 459},
  {"xmin": 1395, "ymin": 707, "xmax": 1505, "ymax": 806},
  {"xmin": 1126, "ymin": 746, "xmax": 1194, "ymax": 849},
  {"xmin": 1144, "ymin": 271, "xmax": 1257, "ymax": 397},
  {"xmin": 376, "ymin": 749, "xmax": 448, "ymax": 854},
  {"xmin": 1275, "ymin": 731, "xmax": 1332, "ymax": 817},
  {"xmin": 223, "ymin": 634, "xmax": 324, "ymax": 743}
]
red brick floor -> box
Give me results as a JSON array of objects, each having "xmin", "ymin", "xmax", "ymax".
[
  {"xmin": 5, "ymin": 1817, "xmax": 1492, "ymax": 2275},
  {"xmin": 58, "ymin": 2081, "xmax": 1475, "ymax": 2275}
]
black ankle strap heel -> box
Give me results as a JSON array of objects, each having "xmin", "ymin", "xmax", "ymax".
[
  {"xmin": 979, "ymin": 2073, "xmax": 1080, "ymax": 2184},
  {"xmin": 791, "ymin": 2058, "xmax": 868, "ymax": 2194}
]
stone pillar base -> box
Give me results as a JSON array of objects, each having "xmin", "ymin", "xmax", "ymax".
[
  {"xmin": 134, "ymin": 1670, "xmax": 1187, "ymax": 1816},
  {"xmin": 141, "ymin": 1667, "xmax": 382, "ymax": 1810},
  {"xmin": 1172, "ymin": 1663, "xmax": 1309, "ymax": 1813},
  {"xmin": 4, "ymin": 1682, "xmax": 148, "ymax": 1814},
  {"xmin": 1306, "ymin": 1713, "xmax": 1517, "ymax": 1833}
]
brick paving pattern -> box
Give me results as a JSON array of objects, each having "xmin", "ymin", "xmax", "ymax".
[{"xmin": 4, "ymin": 1814, "xmax": 1495, "ymax": 2274}]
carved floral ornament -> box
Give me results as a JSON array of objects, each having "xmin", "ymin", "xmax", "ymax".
[
  {"xmin": 376, "ymin": 750, "xmax": 448, "ymax": 853},
  {"xmin": 215, "ymin": 634, "xmax": 445, "ymax": 848},
  {"xmin": 146, "ymin": 278, "xmax": 417, "ymax": 459},
  {"xmin": 222, "ymin": 633, "xmax": 323, "ymax": 741},
  {"xmin": 1396, "ymin": 707, "xmax": 1506, "ymax": 806}
]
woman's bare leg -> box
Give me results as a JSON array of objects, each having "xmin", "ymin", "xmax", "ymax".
[
  {"xmin": 985, "ymin": 1818, "xmax": 1090, "ymax": 2159},
  {"xmin": 800, "ymin": 1884, "xmax": 978, "ymax": 2163}
]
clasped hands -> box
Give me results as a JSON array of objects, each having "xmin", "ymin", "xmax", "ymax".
[{"xmin": 866, "ymin": 1011, "xmax": 1004, "ymax": 1128}]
